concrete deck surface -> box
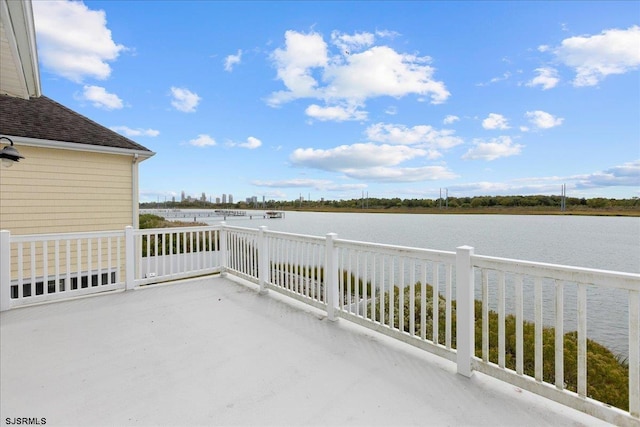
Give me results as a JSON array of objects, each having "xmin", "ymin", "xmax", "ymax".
[{"xmin": 1, "ymin": 276, "xmax": 611, "ymax": 427}]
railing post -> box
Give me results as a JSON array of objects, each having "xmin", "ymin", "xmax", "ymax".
[
  {"xmin": 258, "ymin": 226, "xmax": 268, "ymax": 295},
  {"xmin": 219, "ymin": 222, "xmax": 227, "ymax": 277},
  {"xmin": 0, "ymin": 230, "xmax": 11, "ymax": 311},
  {"xmin": 325, "ymin": 233, "xmax": 339, "ymax": 321},
  {"xmin": 456, "ymin": 245, "xmax": 475, "ymax": 377},
  {"xmin": 125, "ymin": 226, "xmax": 136, "ymax": 290},
  {"xmin": 629, "ymin": 290, "xmax": 640, "ymax": 418}
]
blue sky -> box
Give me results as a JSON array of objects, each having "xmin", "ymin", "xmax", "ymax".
[{"xmin": 32, "ymin": 1, "xmax": 640, "ymax": 203}]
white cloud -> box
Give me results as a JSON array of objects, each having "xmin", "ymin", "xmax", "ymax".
[
  {"xmin": 462, "ymin": 136, "xmax": 524, "ymax": 161},
  {"xmin": 365, "ymin": 122, "xmax": 463, "ymax": 159},
  {"xmin": 477, "ymin": 72, "xmax": 511, "ymax": 87},
  {"xmin": 526, "ymin": 67, "xmax": 560, "ymax": 90},
  {"xmin": 552, "ymin": 26, "xmax": 640, "ymax": 86},
  {"xmin": 170, "ymin": 87, "xmax": 201, "ymax": 112},
  {"xmin": 324, "ymin": 46, "xmax": 449, "ymax": 104},
  {"xmin": 228, "ymin": 136, "xmax": 262, "ymax": 149},
  {"xmin": 188, "ymin": 134, "xmax": 216, "ymax": 147},
  {"xmin": 267, "ymin": 30, "xmax": 450, "ymax": 112},
  {"xmin": 574, "ymin": 160, "xmax": 640, "ymax": 188},
  {"xmin": 80, "ymin": 85, "xmax": 123, "ymax": 109},
  {"xmin": 525, "ymin": 110, "xmax": 564, "ymax": 129},
  {"xmin": 110, "ymin": 126, "xmax": 160, "ymax": 137},
  {"xmin": 305, "ymin": 104, "xmax": 367, "ymax": 121},
  {"xmin": 33, "ymin": 0, "xmax": 125, "ymax": 83},
  {"xmin": 252, "ymin": 178, "xmax": 332, "ymax": 188},
  {"xmin": 224, "ymin": 49, "xmax": 242, "ymax": 72},
  {"xmin": 343, "ymin": 165, "xmax": 458, "ymax": 182},
  {"xmin": 482, "ymin": 113, "xmax": 510, "ymax": 130},
  {"xmin": 268, "ymin": 31, "xmax": 328, "ymax": 106},
  {"xmin": 443, "ymin": 115, "xmax": 459, "ymax": 125},
  {"xmin": 330, "ymin": 30, "xmax": 375, "ymax": 53},
  {"xmin": 251, "ymin": 178, "xmax": 367, "ymax": 192},
  {"xmin": 290, "ymin": 143, "xmax": 426, "ymax": 171}
]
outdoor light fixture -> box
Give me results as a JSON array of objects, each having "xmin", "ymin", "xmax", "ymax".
[{"xmin": 0, "ymin": 137, "xmax": 25, "ymax": 167}]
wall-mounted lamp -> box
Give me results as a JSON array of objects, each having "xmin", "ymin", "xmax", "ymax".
[{"xmin": 0, "ymin": 137, "xmax": 25, "ymax": 168}]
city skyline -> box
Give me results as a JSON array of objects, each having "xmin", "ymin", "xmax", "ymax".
[{"xmin": 32, "ymin": 1, "xmax": 640, "ymax": 202}]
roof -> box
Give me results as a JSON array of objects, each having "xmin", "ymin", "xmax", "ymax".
[
  {"xmin": 0, "ymin": 276, "xmax": 611, "ymax": 427},
  {"xmin": 0, "ymin": 94, "xmax": 152, "ymax": 153}
]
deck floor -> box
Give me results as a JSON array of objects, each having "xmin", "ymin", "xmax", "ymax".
[{"xmin": 1, "ymin": 275, "xmax": 610, "ymax": 426}]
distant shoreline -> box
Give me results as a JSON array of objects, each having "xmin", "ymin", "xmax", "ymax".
[{"xmin": 282, "ymin": 206, "xmax": 640, "ymax": 217}]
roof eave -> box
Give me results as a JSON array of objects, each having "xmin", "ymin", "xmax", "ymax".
[
  {"xmin": 0, "ymin": 0, "xmax": 41, "ymax": 99},
  {"xmin": 2, "ymin": 134, "xmax": 155, "ymax": 160}
]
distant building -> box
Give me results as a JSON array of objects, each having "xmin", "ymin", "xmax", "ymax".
[
  {"xmin": 181, "ymin": 191, "xmax": 186, "ymax": 202},
  {"xmin": 229, "ymin": 194, "xmax": 233, "ymax": 204},
  {"xmin": 222, "ymin": 194, "xmax": 227, "ymax": 204},
  {"xmin": 201, "ymin": 192, "xmax": 206, "ymax": 202},
  {"xmin": 216, "ymin": 197, "xmax": 220, "ymax": 204}
]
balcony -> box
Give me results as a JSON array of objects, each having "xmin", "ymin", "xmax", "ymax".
[{"xmin": 1, "ymin": 224, "xmax": 638, "ymax": 426}]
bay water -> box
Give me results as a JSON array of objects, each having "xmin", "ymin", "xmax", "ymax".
[{"xmin": 153, "ymin": 210, "xmax": 640, "ymax": 357}]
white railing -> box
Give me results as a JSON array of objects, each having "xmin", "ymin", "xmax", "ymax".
[
  {"xmin": 0, "ymin": 230, "xmax": 125, "ymax": 309},
  {"xmin": 1, "ymin": 224, "xmax": 638, "ymax": 426},
  {"xmin": 133, "ymin": 225, "xmax": 222, "ymax": 286}
]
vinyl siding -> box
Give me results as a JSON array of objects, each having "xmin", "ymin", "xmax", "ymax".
[{"xmin": 0, "ymin": 145, "xmax": 135, "ymax": 235}]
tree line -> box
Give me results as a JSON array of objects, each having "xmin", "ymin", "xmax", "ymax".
[{"xmin": 142, "ymin": 195, "xmax": 639, "ymax": 211}]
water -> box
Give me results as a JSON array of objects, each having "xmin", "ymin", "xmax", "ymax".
[{"xmin": 153, "ymin": 210, "xmax": 640, "ymax": 357}]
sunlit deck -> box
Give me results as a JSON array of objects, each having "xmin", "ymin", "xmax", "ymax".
[{"xmin": 1, "ymin": 275, "xmax": 610, "ymax": 427}]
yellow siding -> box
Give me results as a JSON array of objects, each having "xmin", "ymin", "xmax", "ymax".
[{"xmin": 0, "ymin": 146, "xmax": 135, "ymax": 235}]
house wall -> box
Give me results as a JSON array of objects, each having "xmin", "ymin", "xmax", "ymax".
[{"xmin": 0, "ymin": 145, "xmax": 136, "ymax": 235}]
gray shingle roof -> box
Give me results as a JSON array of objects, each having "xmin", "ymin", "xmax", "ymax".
[{"xmin": 0, "ymin": 94, "xmax": 152, "ymax": 152}]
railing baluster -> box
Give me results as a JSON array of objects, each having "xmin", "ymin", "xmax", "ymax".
[
  {"xmin": 389, "ymin": 257, "xmax": 395, "ymax": 330},
  {"xmin": 482, "ymin": 269, "xmax": 489, "ymax": 362},
  {"xmin": 445, "ymin": 264, "xmax": 452, "ymax": 349},
  {"xmin": 629, "ymin": 289, "xmax": 640, "ymax": 418},
  {"xmin": 577, "ymin": 284, "xmax": 587, "ymax": 397},
  {"xmin": 498, "ymin": 271, "xmax": 505, "ymax": 368},
  {"xmin": 555, "ymin": 280, "xmax": 564, "ymax": 389},
  {"xmin": 409, "ymin": 259, "xmax": 415, "ymax": 337},
  {"xmin": 362, "ymin": 252, "xmax": 368, "ymax": 319},
  {"xmin": 432, "ymin": 262, "xmax": 438, "ymax": 344},
  {"xmin": 379, "ymin": 255, "xmax": 385, "ymax": 326},
  {"xmin": 355, "ymin": 251, "xmax": 361, "ymax": 316},
  {"xmin": 30, "ymin": 241, "xmax": 36, "ymax": 296},
  {"xmin": 534, "ymin": 277, "xmax": 543, "ymax": 381},
  {"xmin": 97, "ymin": 237, "xmax": 102, "ymax": 285},
  {"xmin": 54, "ymin": 240, "xmax": 60, "ymax": 293},
  {"xmin": 17, "ymin": 243, "xmax": 23, "ymax": 298},
  {"xmin": 399, "ymin": 257, "xmax": 404, "ymax": 332},
  {"xmin": 516, "ymin": 275, "xmax": 524, "ymax": 375},
  {"xmin": 65, "ymin": 240, "xmax": 71, "ymax": 290},
  {"xmin": 87, "ymin": 238, "xmax": 92, "ymax": 286},
  {"xmin": 107, "ymin": 237, "xmax": 112, "ymax": 285},
  {"xmin": 42, "ymin": 240, "xmax": 48, "ymax": 294},
  {"xmin": 420, "ymin": 261, "xmax": 427, "ymax": 341}
]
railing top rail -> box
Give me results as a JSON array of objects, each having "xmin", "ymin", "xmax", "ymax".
[
  {"xmin": 133, "ymin": 225, "xmax": 221, "ymax": 236},
  {"xmin": 335, "ymin": 237, "xmax": 456, "ymax": 261},
  {"xmin": 221, "ymin": 224, "xmax": 260, "ymax": 234},
  {"xmin": 264, "ymin": 229, "xmax": 326, "ymax": 244},
  {"xmin": 472, "ymin": 254, "xmax": 640, "ymax": 290},
  {"xmin": 9, "ymin": 230, "xmax": 125, "ymax": 243}
]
